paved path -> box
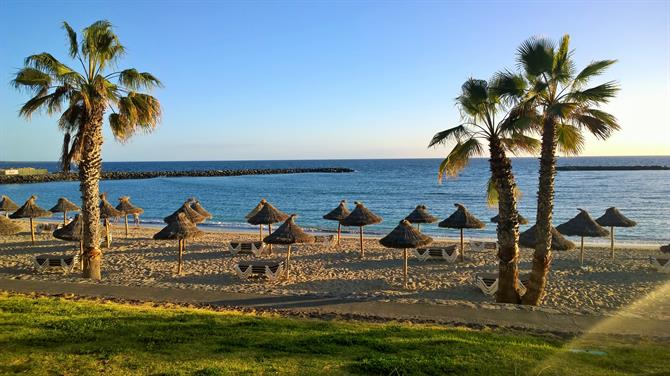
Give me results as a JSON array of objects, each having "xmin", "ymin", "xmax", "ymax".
[{"xmin": 1, "ymin": 278, "xmax": 667, "ymax": 338}]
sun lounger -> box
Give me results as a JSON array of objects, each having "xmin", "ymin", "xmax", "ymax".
[
  {"xmin": 228, "ymin": 241, "xmax": 266, "ymax": 256},
  {"xmin": 650, "ymin": 256, "xmax": 670, "ymax": 273},
  {"xmin": 35, "ymin": 223, "xmax": 59, "ymax": 234},
  {"xmin": 413, "ymin": 245, "xmax": 459, "ymax": 262},
  {"xmin": 33, "ymin": 254, "xmax": 79, "ymax": 274},
  {"xmin": 474, "ymin": 272, "xmax": 530, "ymax": 296},
  {"xmin": 470, "ymin": 241, "xmax": 498, "ymax": 252},
  {"xmin": 314, "ymin": 235, "xmax": 336, "ymax": 245},
  {"xmin": 235, "ymin": 260, "xmax": 285, "ymax": 281}
]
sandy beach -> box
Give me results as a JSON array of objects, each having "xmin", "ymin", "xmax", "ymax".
[{"xmin": 1, "ymin": 222, "xmax": 667, "ymax": 320}]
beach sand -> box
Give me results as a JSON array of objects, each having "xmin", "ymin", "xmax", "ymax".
[{"xmin": 1, "ymin": 222, "xmax": 667, "ymax": 320}]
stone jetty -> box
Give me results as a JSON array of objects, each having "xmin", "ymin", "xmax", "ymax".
[
  {"xmin": 0, "ymin": 167, "xmax": 354, "ymax": 185},
  {"xmin": 557, "ymin": 165, "xmax": 669, "ymax": 171}
]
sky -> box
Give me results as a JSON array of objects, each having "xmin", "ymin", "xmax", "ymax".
[{"xmin": 0, "ymin": 0, "xmax": 668, "ymax": 162}]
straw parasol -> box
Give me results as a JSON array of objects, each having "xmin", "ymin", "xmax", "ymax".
[
  {"xmin": 404, "ymin": 205, "xmax": 438, "ymax": 231},
  {"xmin": 9, "ymin": 195, "xmax": 51, "ymax": 245},
  {"xmin": 49, "ymin": 197, "xmax": 80, "ymax": 226},
  {"xmin": 340, "ymin": 201, "xmax": 383, "ymax": 258},
  {"xmin": 245, "ymin": 199, "xmax": 267, "ymax": 220},
  {"xmin": 153, "ymin": 212, "xmax": 203, "ymax": 275},
  {"xmin": 263, "ymin": 214, "xmax": 315, "ymax": 279},
  {"xmin": 379, "ymin": 220, "xmax": 433, "ymax": 289},
  {"xmin": 247, "ymin": 201, "xmax": 289, "ymax": 254},
  {"xmin": 116, "ymin": 196, "xmax": 144, "ymax": 237},
  {"xmin": 53, "ymin": 214, "xmax": 84, "ymax": 268},
  {"xmin": 99, "ymin": 193, "xmax": 122, "ymax": 248},
  {"xmin": 519, "ymin": 224, "xmax": 575, "ymax": 251},
  {"xmin": 164, "ymin": 201, "xmax": 206, "ymax": 224},
  {"xmin": 189, "ymin": 199, "xmax": 213, "ymax": 220},
  {"xmin": 490, "ymin": 213, "xmax": 529, "ymax": 225},
  {"xmin": 323, "ymin": 200, "xmax": 350, "ymax": 246},
  {"xmin": 438, "ymin": 203, "xmax": 484, "ymax": 262},
  {"xmin": 0, "ymin": 195, "xmax": 19, "ymax": 217},
  {"xmin": 557, "ymin": 209, "xmax": 609, "ymax": 266},
  {"xmin": 0, "ymin": 216, "xmax": 21, "ymax": 236},
  {"xmin": 595, "ymin": 207, "xmax": 636, "ymax": 258}
]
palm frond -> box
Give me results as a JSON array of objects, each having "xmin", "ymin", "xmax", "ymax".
[
  {"xmin": 501, "ymin": 134, "xmax": 541, "ymax": 155},
  {"xmin": 24, "ymin": 53, "xmax": 77, "ymax": 81},
  {"xmin": 573, "ymin": 109, "xmax": 620, "ymax": 140},
  {"xmin": 118, "ymin": 69, "xmax": 163, "ymax": 90},
  {"xmin": 62, "ymin": 22, "xmax": 79, "ymax": 58},
  {"xmin": 428, "ymin": 125, "xmax": 469, "ymax": 147},
  {"xmin": 573, "ymin": 60, "xmax": 617, "ymax": 87},
  {"xmin": 547, "ymin": 102, "xmax": 578, "ymax": 119},
  {"xmin": 486, "ymin": 177, "xmax": 522, "ymax": 207},
  {"xmin": 567, "ymin": 81, "xmax": 619, "ymax": 104},
  {"xmin": 516, "ymin": 36, "xmax": 554, "ymax": 77},
  {"xmin": 491, "ymin": 70, "xmax": 526, "ymax": 101},
  {"xmin": 556, "ymin": 123, "xmax": 584, "ymax": 155},
  {"xmin": 11, "ymin": 68, "xmax": 52, "ymax": 93},
  {"xmin": 437, "ymin": 137, "xmax": 484, "ymax": 182},
  {"xmin": 114, "ymin": 92, "xmax": 162, "ymax": 140},
  {"xmin": 82, "ymin": 20, "xmax": 125, "ymax": 70},
  {"xmin": 457, "ymin": 79, "xmax": 490, "ymax": 119},
  {"xmin": 552, "ymin": 34, "xmax": 575, "ymax": 84},
  {"xmin": 18, "ymin": 86, "xmax": 71, "ymax": 118}
]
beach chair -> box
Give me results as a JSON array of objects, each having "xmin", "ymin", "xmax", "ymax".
[
  {"xmin": 228, "ymin": 241, "xmax": 266, "ymax": 256},
  {"xmin": 33, "ymin": 253, "xmax": 79, "ymax": 274},
  {"xmin": 474, "ymin": 272, "xmax": 530, "ymax": 296},
  {"xmin": 470, "ymin": 241, "xmax": 498, "ymax": 252},
  {"xmin": 35, "ymin": 223, "xmax": 59, "ymax": 234},
  {"xmin": 413, "ymin": 245, "xmax": 459, "ymax": 262},
  {"xmin": 235, "ymin": 260, "xmax": 285, "ymax": 281},
  {"xmin": 650, "ymin": 256, "xmax": 670, "ymax": 273},
  {"xmin": 314, "ymin": 235, "xmax": 336, "ymax": 245}
]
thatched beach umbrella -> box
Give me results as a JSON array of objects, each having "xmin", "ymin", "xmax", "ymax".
[
  {"xmin": 596, "ymin": 207, "xmax": 637, "ymax": 258},
  {"xmin": 438, "ymin": 203, "xmax": 484, "ymax": 262},
  {"xmin": 405, "ymin": 205, "xmax": 438, "ymax": 231},
  {"xmin": 263, "ymin": 214, "xmax": 315, "ymax": 279},
  {"xmin": 340, "ymin": 201, "xmax": 383, "ymax": 258},
  {"xmin": 490, "ymin": 213, "xmax": 528, "ymax": 225},
  {"xmin": 247, "ymin": 201, "xmax": 289, "ymax": 253},
  {"xmin": 9, "ymin": 195, "xmax": 51, "ymax": 245},
  {"xmin": 379, "ymin": 220, "xmax": 433, "ymax": 289},
  {"xmin": 53, "ymin": 214, "xmax": 84, "ymax": 268},
  {"xmin": 49, "ymin": 197, "xmax": 80, "ymax": 226},
  {"xmin": 116, "ymin": 196, "xmax": 144, "ymax": 237},
  {"xmin": 557, "ymin": 209, "xmax": 609, "ymax": 266},
  {"xmin": 189, "ymin": 199, "xmax": 213, "ymax": 220},
  {"xmin": 164, "ymin": 201, "xmax": 206, "ymax": 224},
  {"xmin": 323, "ymin": 200, "xmax": 350, "ymax": 246},
  {"xmin": 519, "ymin": 224, "xmax": 575, "ymax": 251},
  {"xmin": 99, "ymin": 193, "xmax": 122, "ymax": 248},
  {"xmin": 0, "ymin": 196, "xmax": 19, "ymax": 218},
  {"xmin": 153, "ymin": 212, "xmax": 203, "ymax": 275},
  {"xmin": 0, "ymin": 216, "xmax": 21, "ymax": 236},
  {"xmin": 245, "ymin": 199, "xmax": 267, "ymax": 220}
]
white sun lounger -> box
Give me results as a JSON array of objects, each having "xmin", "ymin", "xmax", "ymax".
[
  {"xmin": 470, "ymin": 241, "xmax": 498, "ymax": 252},
  {"xmin": 650, "ymin": 256, "xmax": 670, "ymax": 273},
  {"xmin": 475, "ymin": 272, "xmax": 530, "ymax": 296},
  {"xmin": 235, "ymin": 260, "xmax": 285, "ymax": 281},
  {"xmin": 34, "ymin": 254, "xmax": 79, "ymax": 274},
  {"xmin": 414, "ymin": 245, "xmax": 459, "ymax": 262},
  {"xmin": 314, "ymin": 235, "xmax": 336, "ymax": 245},
  {"xmin": 228, "ymin": 241, "xmax": 266, "ymax": 256}
]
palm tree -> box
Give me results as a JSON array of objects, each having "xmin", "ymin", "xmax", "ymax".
[
  {"xmin": 429, "ymin": 77, "xmax": 538, "ymax": 303},
  {"xmin": 11, "ymin": 20, "xmax": 162, "ymax": 280},
  {"xmin": 500, "ymin": 35, "xmax": 620, "ymax": 305}
]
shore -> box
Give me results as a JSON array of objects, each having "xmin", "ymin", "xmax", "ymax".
[
  {"xmin": 0, "ymin": 223, "xmax": 667, "ymax": 320},
  {"xmin": 0, "ymin": 167, "xmax": 354, "ymax": 184}
]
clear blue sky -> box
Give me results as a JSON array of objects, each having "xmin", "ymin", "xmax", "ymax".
[{"xmin": 1, "ymin": 0, "xmax": 668, "ymax": 161}]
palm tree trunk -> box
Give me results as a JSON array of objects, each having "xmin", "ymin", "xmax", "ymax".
[
  {"xmin": 489, "ymin": 136, "xmax": 521, "ymax": 303},
  {"xmin": 79, "ymin": 105, "xmax": 104, "ymax": 280},
  {"xmin": 523, "ymin": 116, "xmax": 558, "ymax": 305}
]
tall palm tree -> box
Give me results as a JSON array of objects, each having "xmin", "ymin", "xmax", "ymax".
[
  {"xmin": 11, "ymin": 20, "xmax": 162, "ymax": 280},
  {"xmin": 499, "ymin": 35, "xmax": 620, "ymax": 305},
  {"xmin": 429, "ymin": 77, "xmax": 539, "ymax": 303}
]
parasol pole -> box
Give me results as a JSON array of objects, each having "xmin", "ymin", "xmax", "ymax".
[{"xmin": 403, "ymin": 248, "xmax": 408, "ymax": 289}]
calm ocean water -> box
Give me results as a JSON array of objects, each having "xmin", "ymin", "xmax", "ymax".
[{"xmin": 1, "ymin": 157, "xmax": 669, "ymax": 245}]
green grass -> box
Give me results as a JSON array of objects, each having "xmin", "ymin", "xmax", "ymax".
[{"xmin": 0, "ymin": 293, "xmax": 667, "ymax": 375}]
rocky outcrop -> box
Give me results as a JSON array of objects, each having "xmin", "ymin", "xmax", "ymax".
[
  {"xmin": 0, "ymin": 168, "xmax": 354, "ymax": 185},
  {"xmin": 557, "ymin": 165, "xmax": 669, "ymax": 171}
]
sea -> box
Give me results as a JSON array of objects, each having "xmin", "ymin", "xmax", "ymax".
[{"xmin": 1, "ymin": 156, "xmax": 669, "ymax": 246}]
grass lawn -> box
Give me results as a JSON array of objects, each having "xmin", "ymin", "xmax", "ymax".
[{"xmin": 0, "ymin": 293, "xmax": 667, "ymax": 375}]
